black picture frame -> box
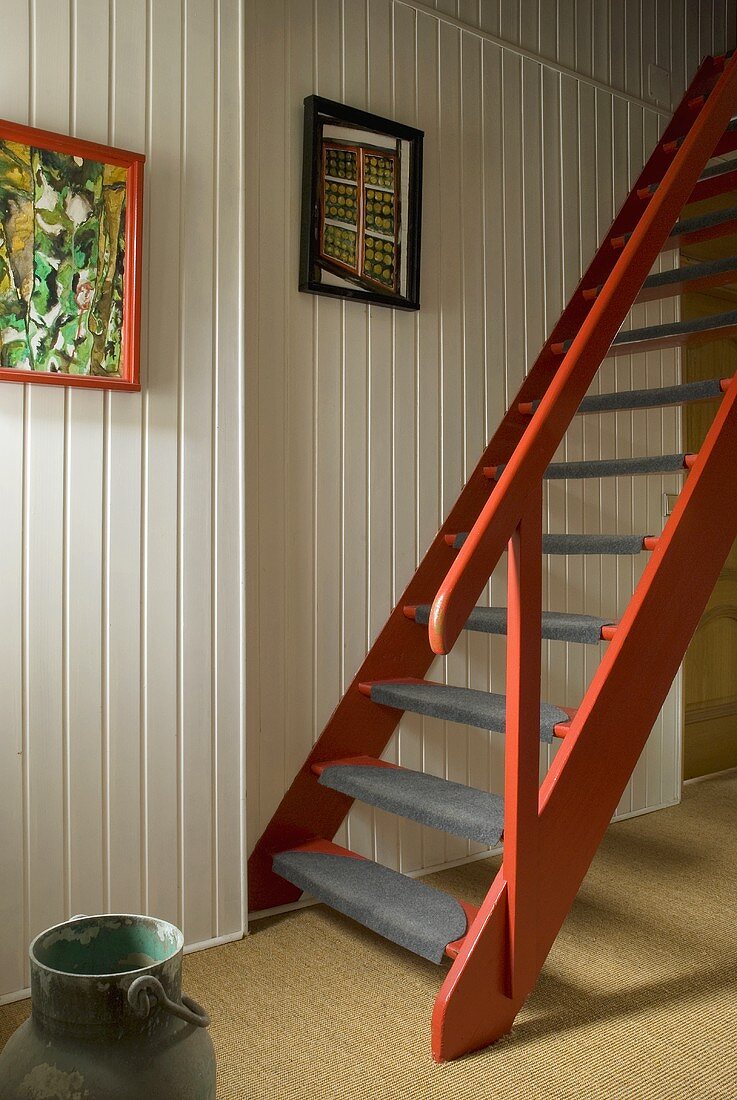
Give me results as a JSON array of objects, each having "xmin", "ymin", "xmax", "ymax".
[{"xmin": 299, "ymin": 95, "xmax": 423, "ymax": 311}]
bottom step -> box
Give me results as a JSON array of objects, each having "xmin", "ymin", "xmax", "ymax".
[{"xmin": 273, "ymin": 840, "xmax": 472, "ymax": 964}]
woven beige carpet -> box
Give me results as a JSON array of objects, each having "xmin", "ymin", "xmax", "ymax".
[{"xmin": 2, "ymin": 772, "xmax": 736, "ymax": 1099}]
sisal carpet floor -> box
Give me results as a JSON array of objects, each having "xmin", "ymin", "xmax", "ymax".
[{"xmin": 2, "ymin": 772, "xmax": 736, "ymax": 1099}]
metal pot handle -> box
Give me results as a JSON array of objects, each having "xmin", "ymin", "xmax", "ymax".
[{"xmin": 127, "ymin": 975, "xmax": 211, "ymax": 1028}]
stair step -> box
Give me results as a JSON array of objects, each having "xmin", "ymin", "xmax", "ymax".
[
  {"xmin": 700, "ymin": 154, "xmax": 737, "ymax": 181},
  {"xmin": 410, "ymin": 605, "xmax": 616, "ymax": 644},
  {"xmin": 583, "ymin": 254, "xmax": 737, "ymax": 304},
  {"xmin": 611, "ymin": 203, "xmax": 737, "ymax": 251},
  {"xmin": 361, "ymin": 678, "xmax": 569, "ymax": 742},
  {"xmin": 486, "ymin": 453, "xmax": 693, "ymax": 481},
  {"xmin": 667, "ymin": 202, "xmax": 737, "ymax": 248},
  {"xmin": 608, "ymin": 308, "xmax": 737, "ymax": 357},
  {"xmin": 519, "ymin": 377, "xmax": 730, "ymax": 416},
  {"xmin": 711, "ymin": 112, "xmax": 737, "ymax": 157},
  {"xmin": 638, "ymin": 255, "xmax": 737, "ymax": 301},
  {"xmin": 448, "ymin": 531, "xmax": 658, "ymax": 554},
  {"xmin": 313, "ymin": 756, "xmax": 505, "ymax": 846},
  {"xmin": 551, "ymin": 310, "xmax": 737, "ymax": 358},
  {"xmin": 272, "ymin": 840, "xmax": 473, "ymax": 963},
  {"xmin": 641, "ymin": 152, "xmax": 737, "ymax": 205},
  {"xmin": 659, "ymin": 115, "xmax": 737, "ymax": 162},
  {"xmin": 687, "ymin": 155, "xmax": 737, "ymax": 202}
]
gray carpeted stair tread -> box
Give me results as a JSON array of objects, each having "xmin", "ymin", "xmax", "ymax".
[
  {"xmin": 318, "ymin": 762, "xmax": 505, "ymax": 846},
  {"xmin": 533, "ymin": 377, "xmax": 727, "ymax": 415},
  {"xmin": 615, "ymin": 204, "xmax": 737, "ymax": 250},
  {"xmin": 452, "ymin": 531, "xmax": 650, "ymax": 555},
  {"xmin": 699, "ymin": 156, "xmax": 737, "ymax": 181},
  {"xmin": 670, "ymin": 203, "xmax": 737, "ymax": 239},
  {"xmin": 414, "ymin": 604, "xmax": 614, "ymax": 644},
  {"xmin": 587, "ymin": 255, "xmax": 737, "ymax": 296},
  {"xmin": 493, "ymin": 453, "xmax": 688, "ymax": 480},
  {"xmin": 611, "ymin": 308, "xmax": 737, "ymax": 350},
  {"xmin": 644, "ymin": 254, "xmax": 737, "ymax": 291},
  {"xmin": 273, "ymin": 847, "xmax": 468, "ymax": 963},
  {"xmin": 369, "ymin": 680, "xmax": 567, "ymax": 743}
]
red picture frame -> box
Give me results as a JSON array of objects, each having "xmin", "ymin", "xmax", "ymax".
[{"xmin": 0, "ymin": 118, "xmax": 144, "ymax": 391}]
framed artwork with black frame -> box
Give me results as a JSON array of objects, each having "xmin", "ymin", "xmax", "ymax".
[{"xmin": 299, "ymin": 95, "xmax": 423, "ymax": 311}]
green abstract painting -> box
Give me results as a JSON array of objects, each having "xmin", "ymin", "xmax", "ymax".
[{"xmin": 0, "ymin": 139, "xmax": 127, "ymax": 377}]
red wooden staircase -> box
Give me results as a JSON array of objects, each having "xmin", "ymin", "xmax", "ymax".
[{"xmin": 249, "ymin": 51, "xmax": 737, "ymax": 1061}]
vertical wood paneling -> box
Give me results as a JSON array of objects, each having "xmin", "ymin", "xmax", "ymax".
[
  {"xmin": 0, "ymin": 391, "xmax": 24, "ymax": 994},
  {"xmin": 340, "ymin": 0, "xmax": 373, "ymax": 860},
  {"xmin": 392, "ymin": 1, "xmax": 424, "ymax": 871},
  {"xmin": 245, "ymin": 0, "xmax": 699, "ymax": 909},
  {"xmin": 0, "ymin": 0, "xmax": 245, "ymax": 1001},
  {"xmin": 215, "ymin": 0, "xmax": 247, "ymax": 938},
  {"xmin": 0, "ymin": 4, "xmax": 31, "ymax": 1000},
  {"xmin": 106, "ymin": 0, "xmax": 146, "ymax": 919},
  {"xmin": 463, "ymin": 31, "xmax": 489, "ymax": 859},
  {"xmin": 144, "ymin": 0, "xmax": 183, "ymax": 931},
  {"xmin": 66, "ymin": 0, "xmax": 107, "ymax": 928},
  {"xmin": 27, "ymin": 0, "xmax": 69, "ymax": 957},
  {"xmin": 180, "ymin": 0, "xmax": 217, "ymax": 945},
  {"xmin": 420, "ymin": 0, "xmax": 737, "ymax": 111},
  {"xmin": 414, "ymin": 12, "xmax": 445, "ymax": 872}
]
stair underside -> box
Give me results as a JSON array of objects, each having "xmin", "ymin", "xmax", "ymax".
[
  {"xmin": 273, "ymin": 842, "xmax": 469, "ymax": 963},
  {"xmin": 413, "ymin": 605, "xmax": 614, "ymax": 644},
  {"xmin": 317, "ymin": 759, "xmax": 505, "ymax": 846},
  {"xmin": 367, "ymin": 680, "xmax": 568, "ymax": 742},
  {"xmin": 452, "ymin": 532, "xmax": 653, "ymax": 555}
]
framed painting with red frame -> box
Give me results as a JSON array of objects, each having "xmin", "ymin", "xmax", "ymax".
[
  {"xmin": 300, "ymin": 96, "xmax": 423, "ymax": 311},
  {"xmin": 0, "ymin": 118, "xmax": 144, "ymax": 391}
]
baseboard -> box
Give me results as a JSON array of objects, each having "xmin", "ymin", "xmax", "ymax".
[
  {"xmin": 248, "ymin": 797, "xmax": 681, "ymax": 923},
  {"xmin": 183, "ymin": 929, "xmax": 245, "ymax": 954},
  {"xmin": 612, "ymin": 797, "xmax": 681, "ymax": 822},
  {"xmin": 0, "ymin": 987, "xmax": 30, "ymax": 1007},
  {"xmin": 683, "ymin": 764, "xmax": 737, "ymax": 785}
]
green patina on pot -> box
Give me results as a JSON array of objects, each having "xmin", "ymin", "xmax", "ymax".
[{"xmin": 0, "ymin": 914, "xmax": 216, "ymax": 1100}]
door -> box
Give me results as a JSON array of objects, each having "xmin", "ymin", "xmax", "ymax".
[{"xmin": 681, "ymin": 286, "xmax": 737, "ymax": 778}]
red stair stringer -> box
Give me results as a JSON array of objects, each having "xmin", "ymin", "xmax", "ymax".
[{"xmin": 433, "ymin": 369, "xmax": 737, "ymax": 1060}]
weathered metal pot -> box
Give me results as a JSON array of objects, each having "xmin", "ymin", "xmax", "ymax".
[{"xmin": 0, "ymin": 914, "xmax": 216, "ymax": 1100}]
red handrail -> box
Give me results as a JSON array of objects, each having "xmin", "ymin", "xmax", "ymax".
[{"xmin": 428, "ymin": 49, "xmax": 737, "ymax": 656}]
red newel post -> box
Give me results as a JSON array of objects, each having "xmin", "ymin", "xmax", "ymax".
[{"xmin": 503, "ymin": 485, "xmax": 542, "ymax": 1001}]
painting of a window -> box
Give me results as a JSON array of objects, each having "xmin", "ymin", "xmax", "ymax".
[
  {"xmin": 301, "ymin": 97, "xmax": 423, "ymax": 310},
  {"xmin": 320, "ymin": 143, "xmax": 399, "ymax": 293}
]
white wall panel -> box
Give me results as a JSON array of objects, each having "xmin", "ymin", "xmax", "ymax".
[
  {"xmin": 0, "ymin": 0, "xmax": 245, "ymax": 1001},
  {"xmin": 417, "ymin": 0, "xmax": 736, "ymax": 109},
  {"xmin": 245, "ymin": 0, "xmax": 730, "ymax": 899}
]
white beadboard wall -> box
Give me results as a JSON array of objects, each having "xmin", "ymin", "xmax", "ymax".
[
  {"xmin": 0, "ymin": 0, "xmax": 245, "ymax": 1003},
  {"xmin": 245, "ymin": 0, "xmax": 733, "ymax": 895},
  {"xmin": 421, "ymin": 0, "xmax": 736, "ymax": 110}
]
